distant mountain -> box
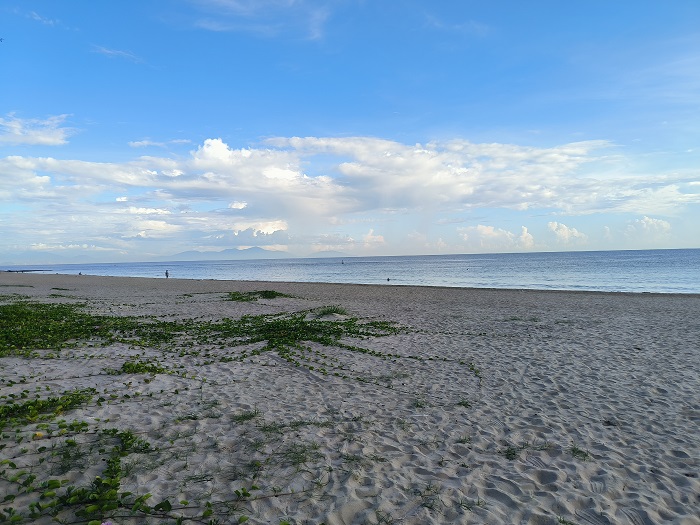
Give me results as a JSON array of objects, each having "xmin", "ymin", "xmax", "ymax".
[{"xmin": 163, "ymin": 247, "xmax": 295, "ymax": 261}]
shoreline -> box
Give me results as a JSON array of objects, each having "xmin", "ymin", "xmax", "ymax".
[
  {"xmin": 1, "ymin": 273, "xmax": 698, "ymax": 524},
  {"xmin": 5, "ymin": 270, "xmax": 700, "ymax": 298},
  {"xmin": 4, "ymin": 247, "xmax": 699, "ymax": 295}
]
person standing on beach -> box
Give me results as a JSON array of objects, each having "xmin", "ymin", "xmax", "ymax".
[{"xmin": 165, "ymin": 270, "xmax": 169, "ymax": 278}]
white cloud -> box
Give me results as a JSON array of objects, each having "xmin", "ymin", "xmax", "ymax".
[
  {"xmin": 129, "ymin": 139, "xmax": 193, "ymax": 148},
  {"xmin": 92, "ymin": 46, "xmax": 143, "ymax": 63},
  {"xmin": 129, "ymin": 140, "xmax": 164, "ymax": 148},
  {"xmin": 3, "ymin": 136, "xmax": 694, "ymax": 223},
  {"xmin": 0, "ymin": 114, "xmax": 74, "ymax": 146},
  {"xmin": 603, "ymin": 225, "xmax": 613, "ymax": 241},
  {"xmin": 308, "ymin": 233, "xmax": 356, "ymax": 253},
  {"xmin": 28, "ymin": 11, "xmax": 60, "ymax": 26},
  {"xmin": 192, "ymin": 0, "xmax": 331, "ymax": 40},
  {"xmin": 626, "ymin": 216, "xmax": 671, "ymax": 236},
  {"xmin": 124, "ymin": 220, "xmax": 182, "ymax": 239},
  {"xmin": 2, "ymin": 135, "xmax": 697, "ymax": 260},
  {"xmin": 230, "ymin": 220, "xmax": 287, "ymax": 235},
  {"xmin": 272, "ymin": 136, "xmax": 622, "ymax": 214},
  {"xmin": 519, "ymin": 226, "xmax": 535, "ymax": 250},
  {"xmin": 125, "ymin": 206, "xmax": 172, "ymax": 215},
  {"xmin": 31, "ymin": 243, "xmax": 115, "ymax": 252},
  {"xmin": 548, "ymin": 221, "xmax": 587, "ymax": 244},
  {"xmin": 636, "ymin": 216, "xmax": 671, "ymax": 232},
  {"xmin": 363, "ymin": 229, "xmax": 385, "ymax": 248},
  {"xmin": 458, "ymin": 224, "xmax": 535, "ymax": 252}
]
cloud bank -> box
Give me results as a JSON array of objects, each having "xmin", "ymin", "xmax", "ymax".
[
  {"xmin": 1, "ymin": 134, "xmax": 696, "ymax": 262},
  {"xmin": 0, "ymin": 114, "xmax": 74, "ymax": 146}
]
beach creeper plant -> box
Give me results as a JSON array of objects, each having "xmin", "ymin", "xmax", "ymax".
[
  {"xmin": 0, "ymin": 302, "xmax": 115, "ymax": 357},
  {"xmin": 0, "ymin": 297, "xmax": 486, "ymax": 524},
  {"xmin": 226, "ymin": 290, "xmax": 292, "ymax": 302},
  {"xmin": 206, "ymin": 310, "xmax": 403, "ymax": 361},
  {"xmin": 0, "ymin": 299, "xmax": 407, "ymax": 371},
  {"xmin": 0, "ymin": 388, "xmax": 96, "ymax": 430},
  {"xmin": 0, "ymin": 301, "xmax": 178, "ymax": 357}
]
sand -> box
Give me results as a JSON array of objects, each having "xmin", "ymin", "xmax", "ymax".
[{"xmin": 1, "ymin": 272, "xmax": 698, "ymax": 525}]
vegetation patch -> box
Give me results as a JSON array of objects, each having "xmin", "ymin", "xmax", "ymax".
[
  {"xmin": 570, "ymin": 443, "xmax": 591, "ymax": 461},
  {"xmin": 106, "ymin": 359, "xmax": 169, "ymax": 376},
  {"xmin": 313, "ymin": 305, "xmax": 348, "ymax": 317},
  {"xmin": 0, "ymin": 298, "xmax": 488, "ymax": 524},
  {"xmin": 226, "ymin": 290, "xmax": 292, "ymax": 302},
  {"xmin": 0, "ymin": 388, "xmax": 95, "ymax": 430},
  {"xmin": 0, "ymin": 302, "xmax": 116, "ymax": 357}
]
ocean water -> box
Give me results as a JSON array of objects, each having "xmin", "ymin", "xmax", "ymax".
[{"xmin": 4, "ymin": 249, "xmax": 699, "ymax": 294}]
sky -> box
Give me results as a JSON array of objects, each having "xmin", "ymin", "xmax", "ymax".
[{"xmin": 1, "ymin": 1, "xmax": 699, "ymax": 264}]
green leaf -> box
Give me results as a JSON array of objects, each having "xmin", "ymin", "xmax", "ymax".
[
  {"xmin": 238, "ymin": 516, "xmax": 249, "ymax": 523},
  {"xmin": 46, "ymin": 479, "xmax": 61, "ymax": 489},
  {"xmin": 154, "ymin": 499, "xmax": 172, "ymax": 512}
]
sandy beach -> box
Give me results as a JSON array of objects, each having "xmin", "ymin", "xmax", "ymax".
[{"xmin": 1, "ymin": 272, "xmax": 698, "ymax": 525}]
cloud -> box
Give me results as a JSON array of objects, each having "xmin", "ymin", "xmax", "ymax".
[
  {"xmin": 458, "ymin": 224, "xmax": 535, "ymax": 252},
  {"xmin": 548, "ymin": 222, "xmax": 587, "ymax": 244},
  {"xmin": 92, "ymin": 46, "xmax": 143, "ymax": 63},
  {"xmin": 363, "ymin": 229, "xmax": 385, "ymax": 248},
  {"xmin": 29, "ymin": 11, "xmax": 60, "ymax": 26},
  {"xmin": 0, "ymin": 114, "xmax": 74, "ymax": 146},
  {"xmin": 191, "ymin": 0, "xmax": 331, "ymax": 39},
  {"xmin": 129, "ymin": 139, "xmax": 192, "ymax": 148},
  {"xmin": 125, "ymin": 220, "xmax": 183, "ymax": 239},
  {"xmin": 125, "ymin": 206, "xmax": 171, "ymax": 215},
  {"xmin": 626, "ymin": 216, "xmax": 671, "ymax": 236},
  {"xmin": 31, "ymin": 243, "xmax": 118, "ymax": 253},
  {"xmin": 2, "ymin": 135, "xmax": 697, "ymax": 260},
  {"xmin": 271, "ymin": 136, "xmax": 652, "ymax": 215},
  {"xmin": 4, "ymin": 136, "xmax": 696, "ymax": 221},
  {"xmin": 519, "ymin": 226, "xmax": 535, "ymax": 249},
  {"xmin": 306, "ymin": 233, "xmax": 356, "ymax": 253},
  {"xmin": 230, "ymin": 220, "xmax": 287, "ymax": 235},
  {"xmin": 180, "ymin": 138, "xmax": 346, "ymax": 216},
  {"xmin": 129, "ymin": 140, "xmax": 165, "ymax": 148}
]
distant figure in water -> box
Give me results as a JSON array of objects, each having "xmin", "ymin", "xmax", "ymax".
[{"xmin": 165, "ymin": 270, "xmax": 169, "ymax": 279}]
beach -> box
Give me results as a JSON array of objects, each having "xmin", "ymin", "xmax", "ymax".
[{"xmin": 1, "ymin": 273, "xmax": 698, "ymax": 525}]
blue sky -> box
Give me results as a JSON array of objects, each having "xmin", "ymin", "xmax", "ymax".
[{"xmin": 1, "ymin": 1, "xmax": 699, "ymax": 264}]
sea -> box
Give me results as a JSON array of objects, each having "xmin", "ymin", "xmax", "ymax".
[{"xmin": 4, "ymin": 248, "xmax": 699, "ymax": 294}]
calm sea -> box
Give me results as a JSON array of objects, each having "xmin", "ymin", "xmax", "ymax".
[{"xmin": 4, "ymin": 249, "xmax": 699, "ymax": 294}]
